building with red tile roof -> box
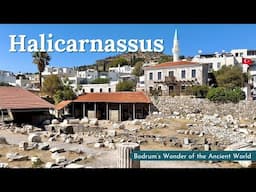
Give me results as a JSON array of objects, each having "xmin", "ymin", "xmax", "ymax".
[
  {"xmin": 74, "ymin": 92, "xmax": 151, "ymax": 103},
  {"xmin": 55, "ymin": 92, "xmax": 152, "ymax": 121},
  {"xmin": 0, "ymin": 87, "xmax": 54, "ymax": 124},
  {"xmin": 55, "ymin": 100, "xmax": 72, "ymax": 111},
  {"xmin": 144, "ymin": 60, "xmax": 209, "ymax": 96}
]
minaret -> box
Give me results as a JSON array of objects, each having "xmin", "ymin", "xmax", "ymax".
[{"xmin": 172, "ymin": 29, "xmax": 180, "ymax": 62}]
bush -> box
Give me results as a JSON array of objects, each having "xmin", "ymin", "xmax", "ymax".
[
  {"xmin": 116, "ymin": 80, "xmax": 135, "ymax": 91},
  {"xmin": 206, "ymin": 87, "xmax": 245, "ymax": 103},
  {"xmin": 189, "ymin": 85, "xmax": 209, "ymax": 98},
  {"xmin": 91, "ymin": 78, "xmax": 110, "ymax": 84},
  {"xmin": 0, "ymin": 82, "xmax": 12, "ymax": 86}
]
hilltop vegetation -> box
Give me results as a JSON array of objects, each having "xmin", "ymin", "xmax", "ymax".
[{"xmin": 75, "ymin": 51, "xmax": 187, "ymax": 72}]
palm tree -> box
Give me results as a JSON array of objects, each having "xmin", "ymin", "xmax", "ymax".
[{"xmin": 32, "ymin": 51, "xmax": 51, "ymax": 89}]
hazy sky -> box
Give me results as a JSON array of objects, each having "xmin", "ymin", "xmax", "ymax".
[{"xmin": 0, "ymin": 24, "xmax": 255, "ymax": 73}]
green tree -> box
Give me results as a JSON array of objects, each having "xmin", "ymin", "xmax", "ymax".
[
  {"xmin": 91, "ymin": 78, "xmax": 110, "ymax": 84},
  {"xmin": 214, "ymin": 66, "xmax": 246, "ymax": 88},
  {"xmin": 179, "ymin": 55, "xmax": 185, "ymax": 60},
  {"xmin": 109, "ymin": 57, "xmax": 129, "ymax": 68},
  {"xmin": 159, "ymin": 55, "xmax": 172, "ymax": 63},
  {"xmin": 206, "ymin": 87, "xmax": 245, "ymax": 103},
  {"xmin": 0, "ymin": 82, "xmax": 12, "ymax": 86},
  {"xmin": 132, "ymin": 61, "xmax": 144, "ymax": 77},
  {"xmin": 42, "ymin": 75, "xmax": 62, "ymax": 97},
  {"xmin": 32, "ymin": 51, "xmax": 51, "ymax": 89},
  {"xmin": 53, "ymin": 85, "xmax": 76, "ymax": 104},
  {"xmin": 189, "ymin": 85, "xmax": 209, "ymax": 98},
  {"xmin": 130, "ymin": 55, "xmax": 136, "ymax": 66},
  {"xmin": 116, "ymin": 80, "xmax": 135, "ymax": 91}
]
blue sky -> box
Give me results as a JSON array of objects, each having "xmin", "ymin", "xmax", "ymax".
[{"xmin": 1, "ymin": 24, "xmax": 256, "ymax": 73}]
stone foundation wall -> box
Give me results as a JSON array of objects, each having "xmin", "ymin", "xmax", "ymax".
[{"xmin": 152, "ymin": 96, "xmax": 256, "ymax": 121}]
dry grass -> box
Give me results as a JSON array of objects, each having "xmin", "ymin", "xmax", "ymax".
[
  {"xmin": 239, "ymin": 119, "xmax": 252, "ymax": 125},
  {"xmin": 139, "ymin": 118, "xmax": 193, "ymax": 137},
  {"xmin": 140, "ymin": 140, "xmax": 179, "ymax": 150}
]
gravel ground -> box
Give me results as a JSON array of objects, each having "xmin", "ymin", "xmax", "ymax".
[{"xmin": 0, "ymin": 129, "xmax": 240, "ymax": 168}]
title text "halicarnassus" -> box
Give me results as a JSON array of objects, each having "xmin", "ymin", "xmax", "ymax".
[{"xmin": 9, "ymin": 33, "xmax": 165, "ymax": 53}]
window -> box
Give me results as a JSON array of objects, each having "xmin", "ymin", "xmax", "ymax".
[
  {"xmin": 108, "ymin": 88, "xmax": 111, "ymax": 92},
  {"xmin": 157, "ymin": 72, "xmax": 162, "ymax": 80},
  {"xmin": 247, "ymin": 50, "xmax": 256, "ymax": 56},
  {"xmin": 208, "ymin": 63, "xmax": 213, "ymax": 70},
  {"xmin": 181, "ymin": 70, "xmax": 186, "ymax": 79},
  {"xmin": 158, "ymin": 86, "xmax": 162, "ymax": 95},
  {"xmin": 90, "ymin": 88, "xmax": 94, "ymax": 93},
  {"xmin": 100, "ymin": 88, "xmax": 103, "ymax": 93},
  {"xmin": 149, "ymin": 87, "xmax": 153, "ymax": 93},
  {"xmin": 192, "ymin": 69, "xmax": 196, "ymax": 78},
  {"xmin": 169, "ymin": 71, "xmax": 174, "ymax": 77},
  {"xmin": 235, "ymin": 53, "xmax": 238, "ymax": 57},
  {"xmin": 217, "ymin": 62, "xmax": 221, "ymax": 69},
  {"xmin": 149, "ymin": 72, "xmax": 153, "ymax": 80}
]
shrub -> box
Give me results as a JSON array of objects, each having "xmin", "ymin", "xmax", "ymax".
[
  {"xmin": 189, "ymin": 85, "xmax": 209, "ymax": 98},
  {"xmin": 116, "ymin": 80, "xmax": 135, "ymax": 91},
  {"xmin": 206, "ymin": 87, "xmax": 245, "ymax": 103},
  {"xmin": 91, "ymin": 78, "xmax": 110, "ymax": 84}
]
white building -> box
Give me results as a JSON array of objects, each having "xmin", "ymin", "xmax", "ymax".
[
  {"xmin": 16, "ymin": 77, "xmax": 31, "ymax": 88},
  {"xmin": 144, "ymin": 61, "xmax": 208, "ymax": 95},
  {"xmin": 136, "ymin": 76, "xmax": 145, "ymax": 91},
  {"xmin": 192, "ymin": 48, "xmax": 256, "ymax": 100},
  {"xmin": 80, "ymin": 82, "xmax": 117, "ymax": 94},
  {"xmin": 77, "ymin": 69, "xmax": 98, "ymax": 83},
  {"xmin": 143, "ymin": 61, "xmax": 158, "ymax": 67},
  {"xmin": 0, "ymin": 70, "xmax": 16, "ymax": 85},
  {"xmin": 66, "ymin": 76, "xmax": 85, "ymax": 92},
  {"xmin": 192, "ymin": 49, "xmax": 256, "ymax": 72},
  {"xmin": 109, "ymin": 65, "xmax": 134, "ymax": 74},
  {"xmin": 144, "ymin": 29, "xmax": 209, "ymax": 96},
  {"xmin": 192, "ymin": 52, "xmax": 238, "ymax": 71},
  {"xmin": 42, "ymin": 66, "xmax": 76, "ymax": 77},
  {"xmin": 15, "ymin": 74, "xmax": 40, "ymax": 91}
]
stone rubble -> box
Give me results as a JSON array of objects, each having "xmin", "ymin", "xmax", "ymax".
[
  {"xmin": 0, "ymin": 137, "xmax": 8, "ymax": 144},
  {"xmin": 6, "ymin": 152, "xmax": 29, "ymax": 161},
  {"xmin": 0, "ymin": 163, "xmax": 8, "ymax": 168},
  {"xmin": 2, "ymin": 96, "xmax": 256, "ymax": 168}
]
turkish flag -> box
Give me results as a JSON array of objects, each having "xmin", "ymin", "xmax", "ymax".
[{"xmin": 242, "ymin": 58, "xmax": 253, "ymax": 65}]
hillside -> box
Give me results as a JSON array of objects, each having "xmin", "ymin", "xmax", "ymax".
[{"xmin": 76, "ymin": 51, "xmax": 176, "ymax": 72}]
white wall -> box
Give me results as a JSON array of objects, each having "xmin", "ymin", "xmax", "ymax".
[
  {"xmin": 144, "ymin": 64, "xmax": 207, "ymax": 93},
  {"xmin": 0, "ymin": 70, "xmax": 16, "ymax": 84},
  {"xmin": 81, "ymin": 83, "xmax": 117, "ymax": 93}
]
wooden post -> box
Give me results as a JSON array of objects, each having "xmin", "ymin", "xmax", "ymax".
[
  {"xmin": 72, "ymin": 103, "xmax": 75, "ymax": 117},
  {"xmin": 133, "ymin": 103, "xmax": 136, "ymax": 120},
  {"xmin": 83, "ymin": 103, "xmax": 85, "ymax": 118},
  {"xmin": 94, "ymin": 103, "xmax": 97, "ymax": 118},
  {"xmin": 106, "ymin": 103, "xmax": 109, "ymax": 120},
  {"xmin": 117, "ymin": 142, "xmax": 140, "ymax": 168},
  {"xmin": 119, "ymin": 103, "xmax": 122, "ymax": 121}
]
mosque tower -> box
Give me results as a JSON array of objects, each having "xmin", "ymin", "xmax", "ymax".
[{"xmin": 172, "ymin": 29, "xmax": 180, "ymax": 62}]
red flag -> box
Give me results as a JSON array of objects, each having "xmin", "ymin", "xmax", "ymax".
[{"xmin": 242, "ymin": 58, "xmax": 253, "ymax": 65}]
